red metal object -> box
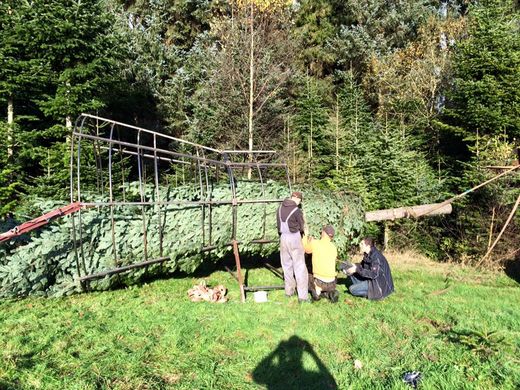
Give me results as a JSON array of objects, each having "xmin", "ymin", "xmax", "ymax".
[{"xmin": 0, "ymin": 202, "xmax": 84, "ymax": 243}]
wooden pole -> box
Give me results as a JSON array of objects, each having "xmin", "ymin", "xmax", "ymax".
[
  {"xmin": 487, "ymin": 207, "xmax": 495, "ymax": 250},
  {"xmin": 232, "ymin": 240, "xmax": 246, "ymax": 303},
  {"xmin": 335, "ymin": 95, "xmax": 339, "ymax": 172},
  {"xmin": 414, "ymin": 165, "xmax": 519, "ymax": 218},
  {"xmin": 476, "ymin": 194, "xmax": 520, "ymax": 267},
  {"xmin": 383, "ymin": 222, "xmax": 390, "ymax": 250}
]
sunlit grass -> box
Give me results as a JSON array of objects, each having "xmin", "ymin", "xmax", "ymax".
[{"xmin": 0, "ymin": 252, "xmax": 519, "ymax": 389}]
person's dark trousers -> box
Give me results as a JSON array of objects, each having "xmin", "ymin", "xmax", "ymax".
[
  {"xmin": 308, "ymin": 274, "xmax": 320, "ymax": 300},
  {"xmin": 309, "ymin": 274, "xmax": 338, "ymax": 302},
  {"xmin": 348, "ymin": 275, "xmax": 368, "ymax": 298}
]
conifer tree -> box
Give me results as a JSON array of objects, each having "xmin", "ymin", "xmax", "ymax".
[
  {"xmin": 328, "ymin": 71, "xmax": 374, "ymax": 202},
  {"xmin": 332, "ymin": 72, "xmax": 441, "ymax": 211},
  {"xmin": 292, "ymin": 76, "xmax": 331, "ymax": 182},
  {"xmin": 0, "ymin": 1, "xmax": 49, "ymax": 210},
  {"xmin": 34, "ymin": 0, "xmax": 120, "ymax": 125},
  {"xmin": 329, "ymin": 0, "xmax": 433, "ymax": 76},
  {"xmin": 444, "ymin": 0, "xmax": 520, "ymax": 143},
  {"xmin": 25, "ymin": 0, "xmax": 122, "ymax": 198}
]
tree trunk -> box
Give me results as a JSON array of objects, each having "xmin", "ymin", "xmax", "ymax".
[
  {"xmin": 335, "ymin": 95, "xmax": 339, "ymax": 172},
  {"xmin": 47, "ymin": 149, "xmax": 51, "ymax": 178},
  {"xmin": 365, "ymin": 202, "xmax": 453, "ymax": 222},
  {"xmin": 247, "ymin": 1, "xmax": 254, "ymax": 180},
  {"xmin": 308, "ymin": 112, "xmax": 313, "ymax": 180},
  {"xmin": 383, "ymin": 222, "xmax": 390, "ymax": 250},
  {"xmin": 7, "ymin": 95, "xmax": 14, "ymax": 159},
  {"xmin": 66, "ymin": 115, "xmax": 72, "ymax": 130}
]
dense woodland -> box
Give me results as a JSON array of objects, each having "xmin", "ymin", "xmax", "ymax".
[{"xmin": 0, "ymin": 0, "xmax": 519, "ymax": 266}]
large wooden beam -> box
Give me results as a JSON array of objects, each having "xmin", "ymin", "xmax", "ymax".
[{"xmin": 365, "ymin": 203, "xmax": 453, "ymax": 222}]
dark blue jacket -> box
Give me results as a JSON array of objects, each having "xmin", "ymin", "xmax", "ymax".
[{"xmin": 356, "ymin": 247, "xmax": 394, "ymax": 300}]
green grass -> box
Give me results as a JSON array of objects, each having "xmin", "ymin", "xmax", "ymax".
[{"xmin": 1, "ymin": 253, "xmax": 519, "ymax": 389}]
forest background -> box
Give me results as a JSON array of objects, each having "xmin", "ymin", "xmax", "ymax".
[{"xmin": 0, "ymin": 0, "xmax": 518, "ymax": 268}]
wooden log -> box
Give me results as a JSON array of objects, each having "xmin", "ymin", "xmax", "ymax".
[{"xmin": 365, "ymin": 203, "xmax": 453, "ymax": 222}]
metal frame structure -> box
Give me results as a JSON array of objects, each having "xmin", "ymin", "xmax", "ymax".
[
  {"xmin": 2, "ymin": 116, "xmax": 517, "ymax": 296},
  {"xmin": 70, "ymin": 114, "xmax": 291, "ymax": 301}
]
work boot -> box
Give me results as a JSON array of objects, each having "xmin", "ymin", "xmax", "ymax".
[
  {"xmin": 309, "ymin": 287, "xmax": 320, "ymax": 301},
  {"xmin": 328, "ymin": 290, "xmax": 339, "ymax": 303}
]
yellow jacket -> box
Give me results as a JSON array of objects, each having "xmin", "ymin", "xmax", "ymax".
[{"xmin": 303, "ymin": 235, "xmax": 337, "ymax": 281}]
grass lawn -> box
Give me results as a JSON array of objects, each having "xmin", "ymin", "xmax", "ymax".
[{"xmin": 1, "ymin": 252, "xmax": 519, "ymax": 389}]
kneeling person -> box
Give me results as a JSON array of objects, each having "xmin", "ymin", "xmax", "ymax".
[
  {"xmin": 303, "ymin": 225, "xmax": 339, "ymax": 303},
  {"xmin": 342, "ymin": 237, "xmax": 394, "ymax": 300}
]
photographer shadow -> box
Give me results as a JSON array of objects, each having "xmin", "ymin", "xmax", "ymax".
[{"xmin": 252, "ymin": 335, "xmax": 338, "ymax": 390}]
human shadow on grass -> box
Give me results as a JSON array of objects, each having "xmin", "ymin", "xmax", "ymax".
[{"xmin": 252, "ymin": 335, "xmax": 338, "ymax": 390}]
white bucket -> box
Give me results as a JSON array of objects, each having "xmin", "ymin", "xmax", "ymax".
[{"xmin": 253, "ymin": 290, "xmax": 268, "ymax": 303}]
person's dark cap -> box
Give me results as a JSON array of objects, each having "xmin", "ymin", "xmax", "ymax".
[
  {"xmin": 291, "ymin": 191, "xmax": 303, "ymax": 200},
  {"xmin": 323, "ymin": 225, "xmax": 334, "ymax": 238}
]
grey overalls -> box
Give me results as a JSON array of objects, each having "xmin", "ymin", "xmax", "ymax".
[{"xmin": 278, "ymin": 207, "xmax": 308, "ymax": 300}]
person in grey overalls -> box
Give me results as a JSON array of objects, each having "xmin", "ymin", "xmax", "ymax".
[{"xmin": 276, "ymin": 191, "xmax": 309, "ymax": 302}]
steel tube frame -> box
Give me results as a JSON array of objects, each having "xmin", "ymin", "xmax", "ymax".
[
  {"xmin": 153, "ymin": 134, "xmax": 164, "ymax": 257},
  {"xmin": 137, "ymin": 130, "xmax": 149, "ymax": 260},
  {"xmin": 100, "ymin": 145, "xmax": 191, "ymax": 165},
  {"xmin": 79, "ymin": 257, "xmax": 170, "ymax": 282},
  {"xmin": 79, "ymin": 199, "xmax": 284, "ymax": 207},
  {"xmin": 108, "ymin": 123, "xmax": 118, "ymax": 265},
  {"xmin": 71, "ymin": 114, "xmax": 292, "ymax": 299},
  {"xmin": 74, "ymin": 132, "xmax": 227, "ymax": 167},
  {"xmin": 78, "ymin": 113, "xmax": 221, "ymax": 153}
]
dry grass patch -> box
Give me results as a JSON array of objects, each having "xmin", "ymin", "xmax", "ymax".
[
  {"xmin": 385, "ymin": 250, "xmax": 451, "ymax": 273},
  {"xmin": 384, "ymin": 250, "xmax": 513, "ymax": 287}
]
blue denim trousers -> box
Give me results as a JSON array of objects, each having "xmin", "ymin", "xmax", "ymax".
[{"xmin": 349, "ymin": 275, "xmax": 368, "ymax": 298}]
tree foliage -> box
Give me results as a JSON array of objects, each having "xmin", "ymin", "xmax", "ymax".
[
  {"xmin": 1, "ymin": 0, "xmax": 519, "ymax": 278},
  {"xmin": 0, "ymin": 182, "xmax": 365, "ymax": 297},
  {"xmin": 435, "ymin": 0, "xmax": 520, "ymax": 263},
  {"xmin": 330, "ymin": 0, "xmax": 435, "ymax": 75},
  {"xmin": 292, "ymin": 76, "xmax": 331, "ymax": 181},
  {"xmin": 444, "ymin": 0, "xmax": 520, "ymax": 142},
  {"xmin": 187, "ymin": 1, "xmax": 296, "ymax": 150}
]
